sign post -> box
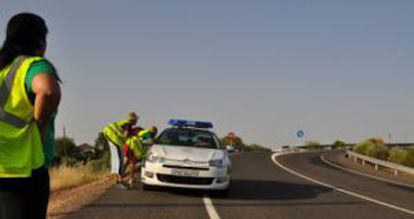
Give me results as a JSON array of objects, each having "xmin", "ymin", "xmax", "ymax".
[{"xmin": 296, "ymin": 130, "xmax": 305, "ymax": 147}]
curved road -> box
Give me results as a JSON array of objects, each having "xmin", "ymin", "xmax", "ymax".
[{"xmin": 66, "ymin": 151, "xmax": 414, "ymax": 219}]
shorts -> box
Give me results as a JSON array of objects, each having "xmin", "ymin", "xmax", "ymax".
[
  {"xmin": 0, "ymin": 167, "xmax": 50, "ymax": 219},
  {"xmin": 123, "ymin": 144, "xmax": 131, "ymax": 157}
]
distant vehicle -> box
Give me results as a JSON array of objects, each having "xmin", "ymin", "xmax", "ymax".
[
  {"xmin": 141, "ymin": 119, "xmax": 231, "ymax": 193},
  {"xmin": 272, "ymin": 145, "xmax": 291, "ymax": 153},
  {"xmin": 226, "ymin": 145, "xmax": 235, "ymax": 153}
]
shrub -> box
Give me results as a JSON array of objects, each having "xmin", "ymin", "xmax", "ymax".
[
  {"xmin": 403, "ymin": 147, "xmax": 414, "ymax": 167},
  {"xmin": 368, "ymin": 137, "xmax": 384, "ymax": 144},
  {"xmin": 244, "ymin": 144, "xmax": 271, "ymax": 152},
  {"xmin": 355, "ymin": 140, "xmax": 414, "ymax": 167},
  {"xmin": 88, "ymin": 150, "xmax": 111, "ymax": 172},
  {"xmin": 365, "ymin": 144, "xmax": 389, "ymax": 160},
  {"xmin": 354, "ymin": 140, "xmax": 375, "ymax": 155},
  {"xmin": 305, "ymin": 140, "xmax": 322, "ymax": 150},
  {"xmin": 387, "ymin": 147, "xmax": 414, "ymax": 167},
  {"xmin": 332, "ymin": 140, "xmax": 347, "ymax": 149},
  {"xmin": 388, "ymin": 147, "xmax": 408, "ymax": 165}
]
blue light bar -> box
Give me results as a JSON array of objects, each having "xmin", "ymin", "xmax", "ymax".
[{"xmin": 168, "ymin": 119, "xmax": 213, "ymax": 129}]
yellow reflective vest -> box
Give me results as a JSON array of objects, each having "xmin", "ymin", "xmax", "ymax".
[
  {"xmin": 0, "ymin": 56, "xmax": 45, "ymax": 178},
  {"xmin": 127, "ymin": 129, "xmax": 154, "ymax": 158},
  {"xmin": 102, "ymin": 119, "xmax": 130, "ymax": 147},
  {"xmin": 125, "ymin": 135, "xmax": 143, "ymax": 158}
]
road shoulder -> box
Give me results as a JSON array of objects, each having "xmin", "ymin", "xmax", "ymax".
[
  {"xmin": 322, "ymin": 150, "xmax": 414, "ymax": 187},
  {"xmin": 272, "ymin": 152, "xmax": 414, "ymax": 216},
  {"xmin": 47, "ymin": 175, "xmax": 116, "ymax": 218}
]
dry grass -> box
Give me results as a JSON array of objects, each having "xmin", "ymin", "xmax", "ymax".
[{"xmin": 49, "ymin": 164, "xmax": 110, "ymax": 192}]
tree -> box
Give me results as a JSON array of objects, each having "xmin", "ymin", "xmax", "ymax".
[
  {"xmin": 220, "ymin": 135, "xmax": 245, "ymax": 150},
  {"xmin": 54, "ymin": 137, "xmax": 78, "ymax": 166},
  {"xmin": 94, "ymin": 132, "xmax": 109, "ymax": 152},
  {"xmin": 54, "ymin": 133, "xmax": 111, "ymax": 166},
  {"xmin": 55, "ymin": 137, "xmax": 76, "ymax": 158},
  {"xmin": 332, "ymin": 140, "xmax": 347, "ymax": 149},
  {"xmin": 90, "ymin": 132, "xmax": 111, "ymax": 170}
]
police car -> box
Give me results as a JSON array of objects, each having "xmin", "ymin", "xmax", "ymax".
[{"xmin": 141, "ymin": 119, "xmax": 231, "ymax": 193}]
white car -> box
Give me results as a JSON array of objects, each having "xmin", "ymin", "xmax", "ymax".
[
  {"xmin": 272, "ymin": 145, "xmax": 290, "ymax": 153},
  {"xmin": 141, "ymin": 119, "xmax": 231, "ymax": 192},
  {"xmin": 226, "ymin": 145, "xmax": 235, "ymax": 153}
]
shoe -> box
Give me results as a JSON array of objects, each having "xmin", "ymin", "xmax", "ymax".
[
  {"xmin": 128, "ymin": 179, "xmax": 134, "ymax": 189},
  {"xmin": 115, "ymin": 183, "xmax": 128, "ymax": 190}
]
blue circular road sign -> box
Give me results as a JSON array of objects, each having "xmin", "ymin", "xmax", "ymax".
[{"xmin": 296, "ymin": 130, "xmax": 305, "ymax": 138}]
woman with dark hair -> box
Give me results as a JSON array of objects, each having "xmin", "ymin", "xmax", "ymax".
[{"xmin": 0, "ymin": 13, "xmax": 61, "ymax": 219}]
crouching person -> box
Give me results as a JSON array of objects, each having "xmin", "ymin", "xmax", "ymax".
[{"xmin": 123, "ymin": 126, "xmax": 158, "ymax": 188}]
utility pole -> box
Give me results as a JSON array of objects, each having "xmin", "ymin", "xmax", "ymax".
[
  {"xmin": 63, "ymin": 125, "xmax": 66, "ymax": 138},
  {"xmin": 388, "ymin": 132, "xmax": 391, "ymax": 144}
]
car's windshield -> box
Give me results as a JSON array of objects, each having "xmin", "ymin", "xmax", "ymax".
[{"xmin": 155, "ymin": 128, "xmax": 220, "ymax": 149}]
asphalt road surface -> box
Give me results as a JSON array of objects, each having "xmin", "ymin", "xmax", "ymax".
[{"xmin": 67, "ymin": 151, "xmax": 414, "ymax": 219}]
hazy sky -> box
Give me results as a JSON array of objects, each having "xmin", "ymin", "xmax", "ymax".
[{"xmin": 1, "ymin": 1, "xmax": 414, "ymax": 146}]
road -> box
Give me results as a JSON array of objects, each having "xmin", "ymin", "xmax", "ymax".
[{"xmin": 67, "ymin": 151, "xmax": 414, "ymax": 219}]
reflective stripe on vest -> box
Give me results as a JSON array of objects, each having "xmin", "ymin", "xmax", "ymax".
[{"xmin": 0, "ymin": 56, "xmax": 33, "ymax": 128}]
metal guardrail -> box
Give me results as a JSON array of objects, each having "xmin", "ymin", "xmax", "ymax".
[{"xmin": 346, "ymin": 150, "xmax": 414, "ymax": 176}]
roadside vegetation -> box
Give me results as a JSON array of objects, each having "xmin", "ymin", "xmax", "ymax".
[
  {"xmin": 303, "ymin": 139, "xmax": 348, "ymax": 150},
  {"xmin": 305, "ymin": 140, "xmax": 323, "ymax": 150},
  {"xmin": 50, "ymin": 162, "xmax": 110, "ymax": 191},
  {"xmin": 50, "ymin": 133, "xmax": 111, "ymax": 191},
  {"xmin": 243, "ymin": 143, "xmax": 271, "ymax": 152},
  {"xmin": 353, "ymin": 138, "xmax": 414, "ymax": 167},
  {"xmin": 220, "ymin": 135, "xmax": 270, "ymax": 152},
  {"xmin": 331, "ymin": 140, "xmax": 348, "ymax": 149}
]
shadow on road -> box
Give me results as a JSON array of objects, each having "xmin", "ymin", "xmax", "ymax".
[
  {"xmin": 145, "ymin": 179, "xmax": 332, "ymax": 201},
  {"xmin": 79, "ymin": 180, "xmax": 361, "ymax": 212}
]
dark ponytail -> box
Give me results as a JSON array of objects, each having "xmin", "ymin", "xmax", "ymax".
[{"xmin": 0, "ymin": 13, "xmax": 48, "ymax": 69}]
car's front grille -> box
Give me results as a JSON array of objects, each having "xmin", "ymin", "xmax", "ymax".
[
  {"xmin": 157, "ymin": 174, "xmax": 214, "ymax": 185},
  {"xmin": 163, "ymin": 165, "xmax": 210, "ymax": 171}
]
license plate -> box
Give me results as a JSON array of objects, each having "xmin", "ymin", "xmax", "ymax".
[{"xmin": 171, "ymin": 169, "xmax": 199, "ymax": 177}]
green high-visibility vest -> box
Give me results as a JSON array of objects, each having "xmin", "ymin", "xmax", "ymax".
[
  {"xmin": 139, "ymin": 129, "xmax": 154, "ymax": 144},
  {"xmin": 102, "ymin": 119, "xmax": 129, "ymax": 147},
  {"xmin": 0, "ymin": 56, "xmax": 45, "ymax": 178}
]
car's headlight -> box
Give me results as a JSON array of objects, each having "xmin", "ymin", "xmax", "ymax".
[
  {"xmin": 146, "ymin": 152, "xmax": 164, "ymax": 163},
  {"xmin": 209, "ymin": 159, "xmax": 224, "ymax": 168}
]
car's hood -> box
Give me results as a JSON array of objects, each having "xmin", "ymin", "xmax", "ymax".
[{"xmin": 151, "ymin": 144, "xmax": 224, "ymax": 162}]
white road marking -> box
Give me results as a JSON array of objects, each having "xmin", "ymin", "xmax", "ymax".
[
  {"xmin": 271, "ymin": 153, "xmax": 414, "ymax": 216},
  {"xmin": 320, "ymin": 153, "xmax": 414, "ymax": 189},
  {"xmin": 203, "ymin": 196, "xmax": 221, "ymax": 219}
]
